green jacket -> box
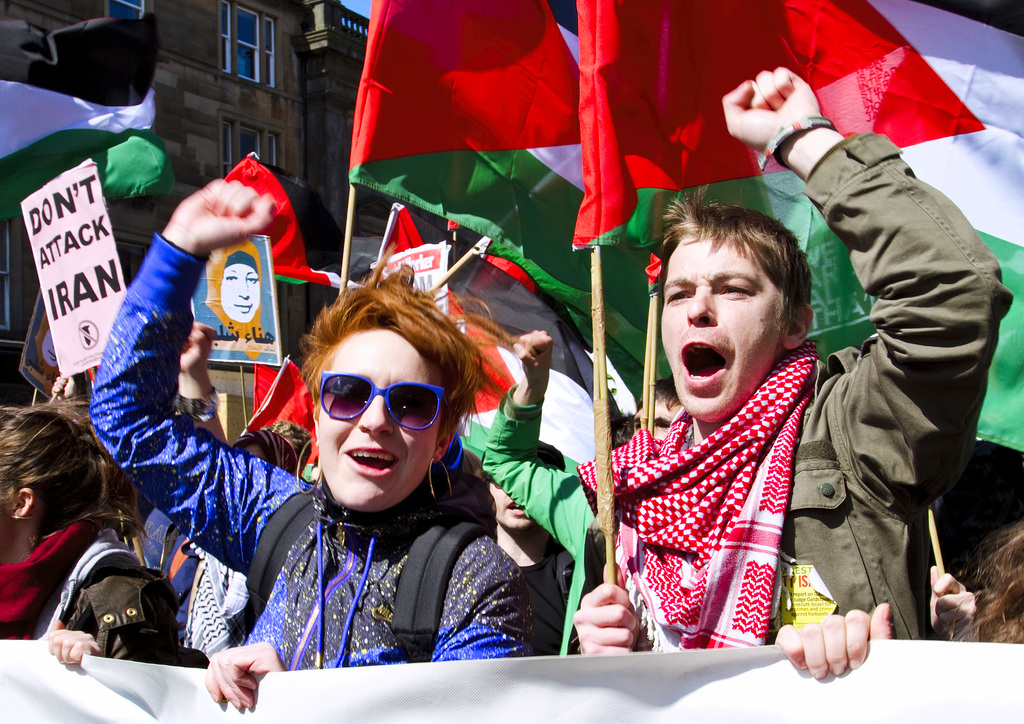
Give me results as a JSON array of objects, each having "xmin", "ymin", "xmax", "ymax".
[
  {"xmin": 487, "ymin": 133, "xmax": 1011, "ymax": 644},
  {"xmin": 483, "ymin": 395, "xmax": 598, "ymax": 655},
  {"xmin": 783, "ymin": 133, "xmax": 1011, "ymax": 639}
]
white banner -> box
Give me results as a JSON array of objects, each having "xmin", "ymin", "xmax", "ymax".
[{"xmin": 3, "ymin": 639, "xmax": 1022, "ymax": 722}]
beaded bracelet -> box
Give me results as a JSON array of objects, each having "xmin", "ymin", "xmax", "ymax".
[{"xmin": 758, "ymin": 116, "xmax": 836, "ymax": 171}]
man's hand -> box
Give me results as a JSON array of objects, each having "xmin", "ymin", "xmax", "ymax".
[
  {"xmin": 162, "ymin": 179, "xmax": 275, "ymax": 258},
  {"xmin": 512, "ymin": 330, "xmax": 553, "ymax": 407},
  {"xmin": 722, "ymin": 67, "xmax": 843, "ymax": 181},
  {"xmin": 931, "ymin": 566, "xmax": 977, "ymax": 641},
  {"xmin": 205, "ymin": 642, "xmax": 285, "ymax": 711},
  {"xmin": 48, "ymin": 621, "xmax": 101, "ymax": 665},
  {"xmin": 574, "ymin": 582, "xmax": 640, "ymax": 655},
  {"xmin": 777, "ymin": 604, "xmax": 891, "ymax": 679}
]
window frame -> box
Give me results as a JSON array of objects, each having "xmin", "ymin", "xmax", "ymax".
[{"xmin": 109, "ymin": 0, "xmax": 144, "ymax": 20}]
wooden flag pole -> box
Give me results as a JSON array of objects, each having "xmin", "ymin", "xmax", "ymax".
[
  {"xmin": 590, "ymin": 246, "xmax": 617, "ymax": 585},
  {"xmin": 929, "ymin": 508, "xmax": 946, "ymax": 577},
  {"xmin": 339, "ymin": 183, "xmax": 357, "ymax": 296},
  {"xmin": 428, "ymin": 239, "xmax": 488, "ymax": 295},
  {"xmin": 642, "ymin": 294, "xmax": 658, "ymax": 432},
  {"xmin": 238, "ymin": 365, "xmax": 247, "ymax": 422}
]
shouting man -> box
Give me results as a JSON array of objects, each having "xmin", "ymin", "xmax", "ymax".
[{"xmin": 573, "ymin": 67, "xmax": 1011, "ymax": 675}]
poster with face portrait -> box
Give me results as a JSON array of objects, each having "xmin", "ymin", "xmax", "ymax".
[
  {"xmin": 19, "ymin": 293, "xmax": 61, "ymax": 395},
  {"xmin": 192, "ymin": 234, "xmax": 281, "ymax": 365}
]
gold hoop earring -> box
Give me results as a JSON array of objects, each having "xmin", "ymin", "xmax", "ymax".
[
  {"xmin": 441, "ymin": 464, "xmax": 453, "ymax": 496},
  {"xmin": 427, "ymin": 466, "xmax": 437, "ymax": 500}
]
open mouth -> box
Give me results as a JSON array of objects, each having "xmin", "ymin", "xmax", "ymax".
[
  {"xmin": 349, "ymin": 450, "xmax": 396, "ymax": 470},
  {"xmin": 685, "ymin": 344, "xmax": 726, "ymax": 378}
]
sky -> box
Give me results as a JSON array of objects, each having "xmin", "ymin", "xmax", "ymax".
[{"xmin": 344, "ymin": 1, "xmax": 373, "ymax": 20}]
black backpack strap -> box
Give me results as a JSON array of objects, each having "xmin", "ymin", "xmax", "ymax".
[
  {"xmin": 246, "ymin": 493, "xmax": 316, "ymax": 622},
  {"xmin": 392, "ymin": 521, "xmax": 486, "ymax": 663}
]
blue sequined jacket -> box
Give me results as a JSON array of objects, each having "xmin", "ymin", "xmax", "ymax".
[{"xmin": 90, "ymin": 235, "xmax": 532, "ymax": 668}]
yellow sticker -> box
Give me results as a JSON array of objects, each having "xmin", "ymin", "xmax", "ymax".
[{"xmin": 779, "ymin": 563, "xmax": 838, "ymax": 629}]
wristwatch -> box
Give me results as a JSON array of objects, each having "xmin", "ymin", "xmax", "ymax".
[{"xmin": 175, "ymin": 387, "xmax": 220, "ymax": 422}]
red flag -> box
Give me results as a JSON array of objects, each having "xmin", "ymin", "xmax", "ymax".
[
  {"xmin": 573, "ymin": 0, "xmax": 983, "ymax": 249},
  {"xmin": 381, "ymin": 203, "xmax": 430, "ymax": 254},
  {"xmin": 249, "ymin": 359, "xmax": 316, "ymax": 438},
  {"xmin": 226, "ymin": 155, "xmax": 344, "ymax": 287}
]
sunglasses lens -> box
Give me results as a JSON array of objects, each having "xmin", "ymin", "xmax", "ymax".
[
  {"xmin": 387, "ymin": 384, "xmax": 440, "ymax": 429},
  {"xmin": 323, "ymin": 375, "xmax": 372, "ymax": 419}
]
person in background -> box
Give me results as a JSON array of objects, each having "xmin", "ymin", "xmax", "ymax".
[
  {"xmin": 468, "ymin": 447, "xmax": 600, "ymax": 656},
  {"xmin": 0, "ymin": 402, "xmax": 203, "ymax": 668},
  {"xmin": 632, "ymin": 378, "xmax": 682, "ymax": 442}
]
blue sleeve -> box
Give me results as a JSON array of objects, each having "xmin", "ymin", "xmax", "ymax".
[
  {"xmin": 432, "ymin": 537, "xmax": 532, "ymax": 661},
  {"xmin": 90, "ymin": 234, "xmax": 298, "ymax": 573}
]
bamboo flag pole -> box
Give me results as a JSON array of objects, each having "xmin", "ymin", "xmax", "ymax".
[
  {"xmin": 590, "ymin": 246, "xmax": 617, "ymax": 585},
  {"xmin": 642, "ymin": 295, "xmax": 658, "ymax": 432},
  {"xmin": 339, "ymin": 183, "xmax": 357, "ymax": 296},
  {"xmin": 929, "ymin": 508, "xmax": 946, "ymax": 577},
  {"xmin": 641, "ymin": 255, "xmax": 663, "ymax": 433},
  {"xmin": 428, "ymin": 238, "xmax": 489, "ymax": 295}
]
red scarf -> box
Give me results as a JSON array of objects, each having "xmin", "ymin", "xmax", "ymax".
[
  {"xmin": 579, "ymin": 342, "xmax": 816, "ymax": 647},
  {"xmin": 0, "ymin": 521, "xmax": 98, "ymax": 639}
]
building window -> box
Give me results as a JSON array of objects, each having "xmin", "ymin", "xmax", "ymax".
[
  {"xmin": 109, "ymin": 0, "xmax": 143, "ymax": 20},
  {"xmin": 222, "ymin": 121, "xmax": 278, "ymax": 174},
  {"xmin": 264, "ymin": 17, "xmax": 275, "ymax": 87},
  {"xmin": 220, "ymin": 2, "xmax": 232, "ymax": 73},
  {"xmin": 220, "ymin": 3, "xmax": 275, "ymax": 87},
  {"xmin": 240, "ymin": 126, "xmax": 260, "ymax": 160},
  {"xmin": 237, "ymin": 8, "xmax": 258, "ymax": 81},
  {"xmin": 0, "ymin": 222, "xmax": 9, "ymax": 331}
]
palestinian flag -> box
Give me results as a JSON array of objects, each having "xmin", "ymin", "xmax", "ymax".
[
  {"xmin": 0, "ymin": 15, "xmax": 173, "ymax": 220},
  {"xmin": 356, "ymin": 207, "xmax": 600, "ymax": 467},
  {"xmin": 574, "ymin": 0, "xmax": 1024, "ymax": 451},
  {"xmin": 349, "ymin": 0, "xmax": 649, "ymax": 389},
  {"xmin": 225, "ymin": 156, "xmax": 344, "ymax": 287}
]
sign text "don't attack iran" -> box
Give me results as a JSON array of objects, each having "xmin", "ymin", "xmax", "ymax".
[{"xmin": 21, "ymin": 160, "xmax": 127, "ymax": 376}]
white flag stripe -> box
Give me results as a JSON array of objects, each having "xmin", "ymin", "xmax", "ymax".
[
  {"xmin": 870, "ymin": 0, "xmax": 1024, "ymax": 133},
  {"xmin": 526, "ymin": 143, "xmax": 585, "ymax": 191},
  {"xmin": 902, "ymin": 129, "xmax": 1024, "ymax": 249},
  {"xmin": 0, "ymin": 81, "xmax": 155, "ymax": 160}
]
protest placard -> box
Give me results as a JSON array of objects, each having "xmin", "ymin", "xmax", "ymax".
[
  {"xmin": 19, "ymin": 293, "xmax": 60, "ymax": 396},
  {"xmin": 192, "ymin": 234, "xmax": 282, "ymax": 365},
  {"xmin": 383, "ymin": 243, "xmax": 451, "ymax": 314},
  {"xmin": 20, "ymin": 160, "xmax": 126, "ymax": 376}
]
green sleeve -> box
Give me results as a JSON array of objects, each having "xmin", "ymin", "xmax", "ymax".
[{"xmin": 482, "ymin": 388, "xmax": 597, "ymax": 655}]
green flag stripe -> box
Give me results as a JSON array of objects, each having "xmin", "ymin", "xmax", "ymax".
[{"xmin": 0, "ymin": 127, "xmax": 173, "ymax": 219}]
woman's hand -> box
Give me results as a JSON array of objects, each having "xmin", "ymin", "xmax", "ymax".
[
  {"xmin": 47, "ymin": 621, "xmax": 100, "ymax": 665},
  {"xmin": 162, "ymin": 180, "xmax": 276, "ymax": 258},
  {"xmin": 205, "ymin": 641, "xmax": 285, "ymax": 711},
  {"xmin": 777, "ymin": 604, "xmax": 891, "ymax": 679}
]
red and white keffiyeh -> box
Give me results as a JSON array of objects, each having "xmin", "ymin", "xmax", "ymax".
[{"xmin": 579, "ymin": 342, "xmax": 817, "ymax": 648}]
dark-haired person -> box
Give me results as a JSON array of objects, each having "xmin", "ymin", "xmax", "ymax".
[
  {"xmin": 90, "ymin": 181, "xmax": 530, "ymax": 710},
  {"xmin": 573, "ymin": 67, "xmax": 1010, "ymax": 678},
  {"xmin": 0, "ymin": 402, "xmax": 201, "ymax": 667}
]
